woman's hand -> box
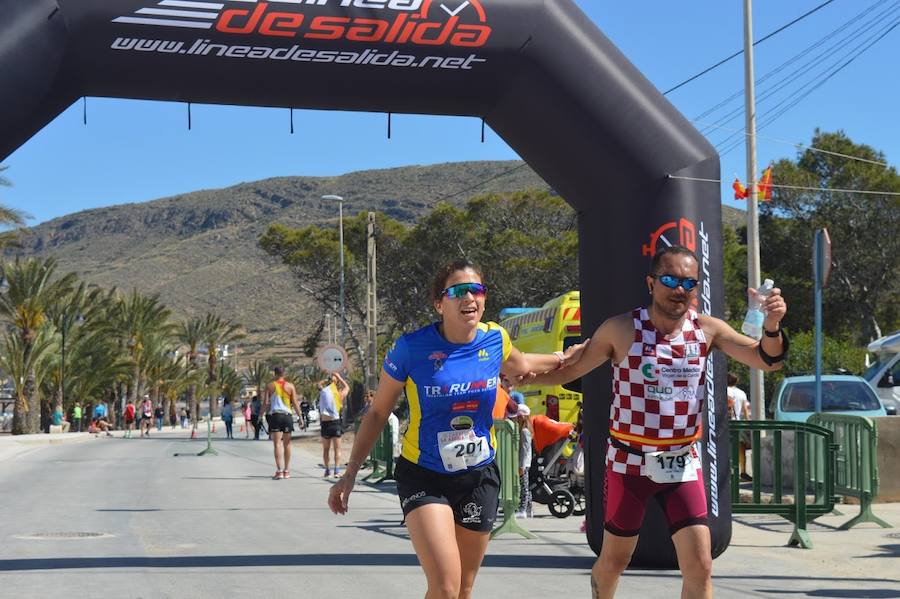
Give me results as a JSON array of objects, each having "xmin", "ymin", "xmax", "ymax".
[
  {"xmin": 561, "ymin": 338, "xmax": 591, "ymax": 368},
  {"xmin": 328, "ymin": 474, "xmax": 356, "ymax": 515}
]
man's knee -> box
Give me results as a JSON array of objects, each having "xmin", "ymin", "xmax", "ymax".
[
  {"xmin": 680, "ymin": 552, "xmax": 712, "ymax": 581},
  {"xmin": 594, "ymin": 544, "xmax": 633, "ymax": 576}
]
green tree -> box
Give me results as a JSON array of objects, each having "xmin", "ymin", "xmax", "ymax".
[
  {"xmin": 761, "ymin": 130, "xmax": 900, "ymax": 342},
  {"xmin": 0, "ymin": 258, "xmax": 76, "ymax": 433}
]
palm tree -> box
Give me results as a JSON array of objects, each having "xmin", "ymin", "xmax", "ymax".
[
  {"xmin": 0, "ymin": 166, "xmax": 27, "ymax": 249},
  {"xmin": 176, "ymin": 316, "xmax": 209, "ymax": 428},
  {"xmin": 243, "ymin": 360, "xmax": 271, "ymax": 401},
  {"xmin": 0, "ymin": 258, "xmax": 75, "ymax": 433},
  {"xmin": 0, "ymin": 327, "xmax": 56, "ymax": 433},
  {"xmin": 201, "ymin": 313, "xmax": 244, "ymax": 418},
  {"xmin": 109, "ymin": 290, "xmax": 173, "ymax": 407}
]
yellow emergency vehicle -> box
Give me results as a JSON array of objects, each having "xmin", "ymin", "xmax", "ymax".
[{"xmin": 500, "ymin": 291, "xmax": 582, "ymax": 424}]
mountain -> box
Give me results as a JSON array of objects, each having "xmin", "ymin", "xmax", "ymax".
[{"xmin": 14, "ymin": 160, "xmax": 745, "ymax": 360}]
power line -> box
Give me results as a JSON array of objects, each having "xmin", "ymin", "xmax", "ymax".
[
  {"xmin": 694, "ymin": 0, "xmax": 893, "ymax": 129},
  {"xmin": 662, "ymin": 0, "xmax": 838, "ymax": 95},
  {"xmin": 701, "ymin": 0, "xmax": 899, "ymax": 138},
  {"xmin": 717, "ymin": 15, "xmax": 900, "ymax": 155},
  {"xmin": 433, "ymin": 162, "xmax": 530, "ymax": 203},
  {"xmin": 693, "ymin": 120, "xmax": 889, "ymax": 167}
]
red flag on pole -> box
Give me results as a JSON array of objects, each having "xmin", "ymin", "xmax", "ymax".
[
  {"xmin": 732, "ymin": 178, "xmax": 747, "ymax": 200},
  {"xmin": 758, "ymin": 166, "xmax": 773, "ymax": 201}
]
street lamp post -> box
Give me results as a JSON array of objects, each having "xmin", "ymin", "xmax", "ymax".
[
  {"xmin": 59, "ymin": 311, "xmax": 85, "ymax": 410},
  {"xmin": 322, "ymin": 194, "xmax": 346, "ymax": 345}
]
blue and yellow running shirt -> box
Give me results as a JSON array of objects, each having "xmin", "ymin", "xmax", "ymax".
[{"xmin": 383, "ymin": 321, "xmax": 512, "ymax": 474}]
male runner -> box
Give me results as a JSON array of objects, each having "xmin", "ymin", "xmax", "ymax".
[
  {"xmin": 263, "ymin": 366, "xmax": 304, "ymax": 480},
  {"xmin": 533, "ymin": 246, "xmax": 788, "ymax": 599}
]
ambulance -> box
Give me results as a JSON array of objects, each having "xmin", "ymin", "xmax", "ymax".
[
  {"xmin": 499, "ymin": 292, "xmax": 583, "ymax": 424},
  {"xmin": 863, "ymin": 330, "xmax": 900, "ymax": 416}
]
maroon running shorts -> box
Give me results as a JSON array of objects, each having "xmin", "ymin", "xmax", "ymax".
[{"xmin": 604, "ymin": 463, "xmax": 708, "ymax": 537}]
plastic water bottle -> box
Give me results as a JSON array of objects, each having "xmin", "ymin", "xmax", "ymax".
[{"xmin": 741, "ymin": 279, "xmax": 774, "ymax": 339}]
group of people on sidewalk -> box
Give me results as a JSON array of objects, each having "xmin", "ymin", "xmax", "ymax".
[{"xmin": 325, "ymin": 250, "xmax": 789, "ymax": 599}]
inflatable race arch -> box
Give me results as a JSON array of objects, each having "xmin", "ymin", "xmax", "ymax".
[{"xmin": 0, "ymin": 0, "xmax": 729, "ymax": 567}]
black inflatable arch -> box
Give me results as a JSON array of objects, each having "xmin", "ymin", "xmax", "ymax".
[{"xmin": 1, "ymin": 0, "xmax": 729, "ymax": 566}]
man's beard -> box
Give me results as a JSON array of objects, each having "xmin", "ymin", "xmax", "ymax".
[{"xmin": 652, "ymin": 295, "xmax": 690, "ymax": 320}]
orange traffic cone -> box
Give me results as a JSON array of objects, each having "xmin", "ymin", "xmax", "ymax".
[
  {"xmin": 212, "ymin": 422, "xmax": 217, "ymax": 433},
  {"xmin": 190, "ymin": 428, "xmax": 197, "ymax": 439},
  {"xmin": 239, "ymin": 423, "xmax": 244, "ymax": 432}
]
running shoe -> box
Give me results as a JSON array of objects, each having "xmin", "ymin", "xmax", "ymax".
[
  {"xmin": 323, "ymin": 468, "xmax": 331, "ymax": 477},
  {"xmin": 273, "ymin": 471, "xmax": 284, "ymax": 480},
  {"xmin": 282, "ymin": 470, "xmax": 291, "ymax": 479}
]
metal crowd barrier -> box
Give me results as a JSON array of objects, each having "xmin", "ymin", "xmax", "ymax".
[
  {"xmin": 729, "ymin": 420, "xmax": 838, "ymax": 549},
  {"xmin": 363, "ymin": 418, "xmax": 396, "ymax": 484},
  {"xmin": 807, "ymin": 413, "xmax": 892, "ymax": 530},
  {"xmin": 491, "ymin": 418, "xmax": 536, "ymax": 539}
]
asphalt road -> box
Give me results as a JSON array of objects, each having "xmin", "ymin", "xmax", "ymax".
[{"xmin": 0, "ymin": 430, "xmax": 897, "ymax": 598}]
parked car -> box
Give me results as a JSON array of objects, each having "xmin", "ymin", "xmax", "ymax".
[
  {"xmin": 772, "ymin": 375, "xmax": 888, "ymax": 422},
  {"xmin": 863, "ymin": 330, "xmax": 900, "ymax": 416}
]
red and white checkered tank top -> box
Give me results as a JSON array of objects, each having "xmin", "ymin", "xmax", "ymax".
[{"xmin": 606, "ymin": 308, "xmax": 708, "ymax": 476}]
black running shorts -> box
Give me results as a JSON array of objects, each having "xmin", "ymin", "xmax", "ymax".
[
  {"xmin": 320, "ymin": 420, "xmax": 343, "ymax": 439},
  {"xmin": 395, "ymin": 457, "xmax": 500, "ymax": 532},
  {"xmin": 267, "ymin": 412, "xmax": 294, "ymax": 434}
]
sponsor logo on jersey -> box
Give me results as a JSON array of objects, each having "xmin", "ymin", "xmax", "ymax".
[{"xmin": 450, "ymin": 415, "xmax": 474, "ymax": 430}]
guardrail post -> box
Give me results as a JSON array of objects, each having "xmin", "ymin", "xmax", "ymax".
[
  {"xmin": 808, "ymin": 414, "xmax": 892, "ymax": 530},
  {"xmin": 788, "ymin": 428, "xmax": 812, "ymax": 549},
  {"xmin": 730, "ymin": 420, "xmax": 836, "ymax": 548},
  {"xmin": 366, "ymin": 418, "xmax": 396, "ymax": 484},
  {"xmin": 491, "ymin": 419, "xmax": 536, "ymax": 540}
]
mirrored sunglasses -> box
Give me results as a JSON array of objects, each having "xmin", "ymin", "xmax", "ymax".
[
  {"xmin": 443, "ymin": 282, "xmax": 487, "ymax": 299},
  {"xmin": 656, "ymin": 274, "xmax": 699, "ymax": 291}
]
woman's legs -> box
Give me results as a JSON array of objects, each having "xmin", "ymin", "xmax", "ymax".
[
  {"xmin": 454, "ymin": 525, "xmax": 491, "ymax": 599},
  {"xmin": 406, "ymin": 504, "xmax": 462, "ymax": 599},
  {"xmin": 322, "ymin": 436, "xmax": 331, "ymax": 475}
]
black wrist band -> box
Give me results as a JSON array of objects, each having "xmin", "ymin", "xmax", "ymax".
[
  {"xmin": 763, "ymin": 326, "xmax": 782, "ymax": 338},
  {"xmin": 758, "ymin": 328, "xmax": 790, "ymax": 365}
]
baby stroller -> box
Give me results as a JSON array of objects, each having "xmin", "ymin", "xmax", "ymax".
[{"xmin": 529, "ymin": 414, "xmax": 586, "ymax": 518}]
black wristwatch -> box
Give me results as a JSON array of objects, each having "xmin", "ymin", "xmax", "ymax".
[{"xmin": 763, "ymin": 325, "xmax": 782, "ymax": 337}]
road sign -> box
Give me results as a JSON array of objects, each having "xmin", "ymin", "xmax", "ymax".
[{"xmin": 317, "ymin": 344, "xmax": 348, "ymax": 373}]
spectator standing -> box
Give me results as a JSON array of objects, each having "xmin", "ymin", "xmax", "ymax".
[
  {"xmin": 242, "ymin": 401, "xmax": 252, "ymax": 439},
  {"xmin": 72, "ymin": 402, "xmax": 83, "ymax": 433},
  {"xmin": 250, "ymin": 395, "xmax": 262, "ymax": 440},
  {"xmin": 154, "ymin": 404, "xmax": 164, "ymax": 431},
  {"xmin": 512, "ymin": 403, "xmax": 533, "ymax": 518},
  {"xmin": 727, "ymin": 372, "xmax": 752, "ymax": 481},
  {"xmin": 179, "ymin": 407, "xmax": 188, "ymax": 429},
  {"xmin": 222, "ymin": 398, "xmax": 234, "ymax": 439},
  {"xmin": 123, "ymin": 400, "xmax": 136, "ymax": 438}
]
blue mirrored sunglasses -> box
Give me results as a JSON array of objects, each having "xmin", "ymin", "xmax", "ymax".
[
  {"xmin": 656, "ymin": 274, "xmax": 699, "ymax": 291},
  {"xmin": 443, "ymin": 282, "xmax": 487, "ymax": 299}
]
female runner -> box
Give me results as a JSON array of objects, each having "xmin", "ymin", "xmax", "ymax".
[{"xmin": 328, "ymin": 259, "xmax": 586, "ymax": 599}]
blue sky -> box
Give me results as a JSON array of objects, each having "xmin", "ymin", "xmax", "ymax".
[{"xmin": 3, "ymin": 0, "xmax": 898, "ymax": 225}]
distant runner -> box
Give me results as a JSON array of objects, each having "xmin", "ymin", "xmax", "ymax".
[{"xmin": 263, "ymin": 366, "xmax": 303, "ymax": 480}]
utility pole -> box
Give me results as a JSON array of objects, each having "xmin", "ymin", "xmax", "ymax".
[
  {"xmin": 366, "ymin": 212, "xmax": 378, "ymax": 392},
  {"xmin": 743, "ymin": 0, "xmax": 765, "ymax": 421}
]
